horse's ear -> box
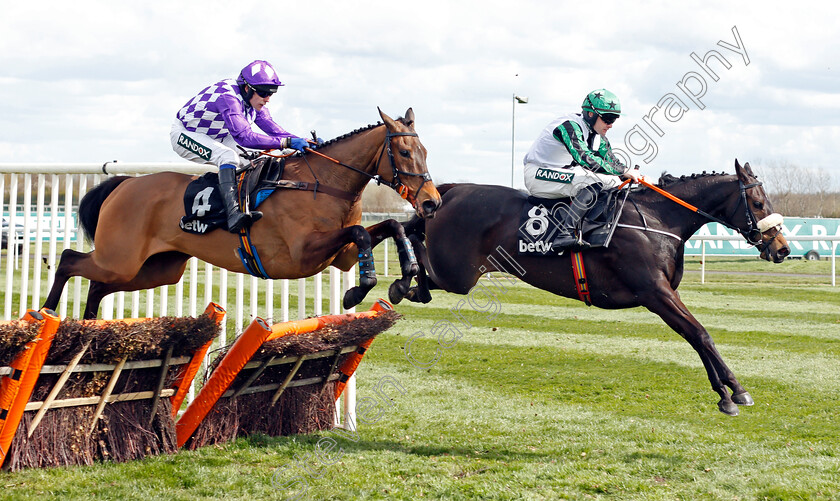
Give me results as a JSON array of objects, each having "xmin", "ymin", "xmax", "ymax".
[
  {"xmin": 743, "ymin": 162, "xmax": 754, "ymax": 176},
  {"xmin": 404, "ymin": 108, "xmax": 415, "ymax": 128},
  {"xmin": 735, "ymin": 159, "xmax": 755, "ymax": 181},
  {"xmin": 378, "ymin": 107, "xmax": 398, "ymax": 130}
]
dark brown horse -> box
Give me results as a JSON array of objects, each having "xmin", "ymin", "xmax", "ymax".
[
  {"xmin": 393, "ymin": 160, "xmax": 790, "ymax": 415},
  {"xmin": 43, "ymin": 108, "xmax": 441, "ymax": 319}
]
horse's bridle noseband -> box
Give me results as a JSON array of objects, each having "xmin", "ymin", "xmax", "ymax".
[
  {"xmin": 727, "ymin": 180, "xmax": 784, "ymax": 253},
  {"xmin": 375, "ymin": 131, "xmax": 433, "ymax": 205}
]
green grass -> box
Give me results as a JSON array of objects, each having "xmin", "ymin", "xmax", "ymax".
[{"xmin": 1, "ymin": 256, "xmax": 840, "ymax": 499}]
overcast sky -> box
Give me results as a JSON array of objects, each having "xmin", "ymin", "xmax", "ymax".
[{"xmin": 2, "ymin": 1, "xmax": 839, "ymax": 189}]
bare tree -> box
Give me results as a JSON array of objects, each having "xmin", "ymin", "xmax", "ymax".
[{"xmin": 753, "ymin": 160, "xmax": 839, "ymax": 217}]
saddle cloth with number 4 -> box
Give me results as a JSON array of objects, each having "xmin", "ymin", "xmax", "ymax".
[
  {"xmin": 179, "ymin": 157, "xmax": 285, "ymax": 234},
  {"xmin": 179, "ymin": 173, "xmax": 228, "ymax": 234}
]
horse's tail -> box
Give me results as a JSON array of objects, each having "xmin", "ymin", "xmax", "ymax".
[{"xmin": 78, "ymin": 175, "xmax": 132, "ymax": 242}]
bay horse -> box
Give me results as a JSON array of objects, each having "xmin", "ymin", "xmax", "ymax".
[
  {"xmin": 43, "ymin": 108, "xmax": 441, "ymax": 319},
  {"xmin": 393, "ymin": 160, "xmax": 790, "ymax": 415}
]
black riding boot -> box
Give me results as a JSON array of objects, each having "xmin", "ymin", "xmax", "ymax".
[
  {"xmin": 551, "ymin": 187, "xmax": 598, "ymax": 251},
  {"xmin": 219, "ymin": 167, "xmax": 262, "ymax": 233}
]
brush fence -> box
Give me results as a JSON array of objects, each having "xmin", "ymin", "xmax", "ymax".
[
  {"xmin": 0, "ymin": 304, "xmax": 223, "ymax": 470},
  {"xmin": 178, "ymin": 300, "xmax": 397, "ymax": 450},
  {"xmin": 0, "ymin": 300, "xmax": 397, "ymax": 470}
]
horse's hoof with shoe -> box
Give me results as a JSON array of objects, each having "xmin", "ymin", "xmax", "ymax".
[
  {"xmin": 718, "ymin": 398, "xmax": 740, "ymax": 416},
  {"xmin": 343, "ymin": 286, "xmax": 368, "ymax": 310},
  {"xmin": 732, "ymin": 391, "xmax": 754, "ymax": 406}
]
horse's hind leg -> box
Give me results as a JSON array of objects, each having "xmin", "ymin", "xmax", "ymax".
[
  {"xmin": 43, "ymin": 248, "xmax": 97, "ymax": 312},
  {"xmin": 83, "ymin": 252, "xmax": 190, "ymax": 319}
]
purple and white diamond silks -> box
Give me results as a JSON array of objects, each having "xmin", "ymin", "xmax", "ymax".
[{"xmin": 176, "ymin": 79, "xmax": 256, "ymax": 141}]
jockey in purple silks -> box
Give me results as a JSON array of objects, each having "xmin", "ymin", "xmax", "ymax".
[{"xmin": 171, "ymin": 60, "xmax": 315, "ymax": 232}]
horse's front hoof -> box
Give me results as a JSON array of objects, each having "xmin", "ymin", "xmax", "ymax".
[
  {"xmin": 343, "ymin": 287, "xmax": 366, "ymax": 310},
  {"xmin": 732, "ymin": 391, "xmax": 754, "ymax": 406},
  {"xmin": 389, "ymin": 281, "xmax": 407, "ymax": 305},
  {"xmin": 718, "ymin": 399, "xmax": 740, "ymax": 416},
  {"xmin": 405, "ymin": 286, "xmax": 432, "ymax": 304}
]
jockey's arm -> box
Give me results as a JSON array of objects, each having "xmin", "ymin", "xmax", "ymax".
[
  {"xmin": 553, "ymin": 121, "xmax": 625, "ymax": 175},
  {"xmin": 216, "ymin": 95, "xmax": 289, "ymax": 150},
  {"xmin": 254, "ymin": 107, "xmax": 298, "ymax": 140}
]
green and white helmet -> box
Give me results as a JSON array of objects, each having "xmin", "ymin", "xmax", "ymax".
[{"xmin": 582, "ymin": 89, "xmax": 621, "ymax": 122}]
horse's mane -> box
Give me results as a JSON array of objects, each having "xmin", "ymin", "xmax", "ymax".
[
  {"xmin": 656, "ymin": 170, "xmax": 730, "ymax": 188},
  {"xmin": 320, "ymin": 122, "xmax": 382, "ymax": 148},
  {"xmin": 319, "ymin": 116, "xmax": 413, "ymax": 148}
]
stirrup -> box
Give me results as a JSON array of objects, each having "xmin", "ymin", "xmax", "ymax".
[
  {"xmin": 227, "ymin": 211, "xmax": 262, "ymax": 233},
  {"xmin": 551, "ymin": 232, "xmax": 578, "ymax": 251},
  {"xmin": 227, "ymin": 213, "xmax": 250, "ymax": 233}
]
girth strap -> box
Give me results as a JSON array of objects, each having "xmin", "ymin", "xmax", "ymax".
[
  {"xmin": 571, "ymin": 251, "xmax": 592, "ymax": 306},
  {"xmin": 237, "ymin": 226, "xmax": 271, "ymax": 279}
]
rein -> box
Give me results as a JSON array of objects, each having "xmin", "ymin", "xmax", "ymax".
[
  {"xmin": 621, "ymin": 176, "xmax": 782, "ymax": 252},
  {"xmin": 260, "ymin": 130, "xmax": 431, "ymax": 206}
]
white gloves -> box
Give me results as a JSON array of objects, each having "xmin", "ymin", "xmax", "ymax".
[{"xmin": 622, "ymin": 167, "xmax": 641, "ymax": 183}]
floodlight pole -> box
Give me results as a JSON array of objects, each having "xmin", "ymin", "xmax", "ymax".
[{"xmin": 511, "ymin": 94, "xmax": 528, "ymax": 188}]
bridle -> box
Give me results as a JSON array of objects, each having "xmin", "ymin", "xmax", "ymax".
[
  {"xmin": 284, "ymin": 129, "xmax": 432, "ymax": 206},
  {"xmin": 727, "ymin": 179, "xmax": 784, "ymax": 253},
  {"xmin": 628, "ymin": 177, "xmax": 783, "ymax": 253},
  {"xmin": 375, "ymin": 131, "xmax": 433, "ymax": 204}
]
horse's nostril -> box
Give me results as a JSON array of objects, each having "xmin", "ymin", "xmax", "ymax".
[{"xmin": 421, "ymin": 200, "xmax": 439, "ymax": 215}]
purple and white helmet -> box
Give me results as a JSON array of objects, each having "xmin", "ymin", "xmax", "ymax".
[{"xmin": 236, "ymin": 60, "xmax": 283, "ymax": 95}]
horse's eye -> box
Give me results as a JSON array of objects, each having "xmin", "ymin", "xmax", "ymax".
[
  {"xmin": 400, "ymin": 150, "xmax": 410, "ymax": 158},
  {"xmin": 752, "ymin": 200, "xmax": 764, "ymax": 210}
]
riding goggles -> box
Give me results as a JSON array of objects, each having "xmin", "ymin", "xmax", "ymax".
[
  {"xmin": 599, "ymin": 113, "xmax": 619, "ymax": 125},
  {"xmin": 251, "ymin": 85, "xmax": 278, "ymax": 98}
]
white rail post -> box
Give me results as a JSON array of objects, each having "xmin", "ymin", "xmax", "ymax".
[
  {"xmin": 219, "ymin": 269, "xmax": 228, "ymax": 346},
  {"xmin": 0, "ymin": 175, "xmax": 5, "ymax": 316},
  {"xmin": 313, "ymin": 272, "xmax": 322, "ymax": 316},
  {"xmin": 340, "ymin": 267, "xmax": 357, "ymax": 430},
  {"xmin": 281, "ymin": 279, "xmax": 289, "ymax": 322},
  {"xmin": 61, "ymin": 174, "xmax": 74, "ymax": 318},
  {"xmin": 235, "ymin": 272, "xmax": 245, "ymax": 333},
  {"xmin": 31, "ymin": 174, "xmax": 46, "ymax": 310},
  {"xmin": 250, "ymin": 276, "xmax": 259, "ymax": 321},
  {"xmin": 383, "ymin": 238, "xmax": 389, "ymax": 277},
  {"xmin": 72, "ymin": 175, "xmax": 88, "ymax": 319},
  {"xmin": 19, "ymin": 174, "xmax": 32, "ymax": 315},
  {"xmin": 204, "ymin": 262, "xmax": 214, "ymax": 314},
  {"xmin": 265, "ymin": 278, "xmax": 274, "ymax": 323},
  {"xmin": 46, "ymin": 174, "xmax": 59, "ymax": 304},
  {"xmin": 298, "ymin": 277, "xmax": 306, "ymax": 319},
  {"xmin": 4, "ymin": 175, "xmax": 18, "ymax": 319}
]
